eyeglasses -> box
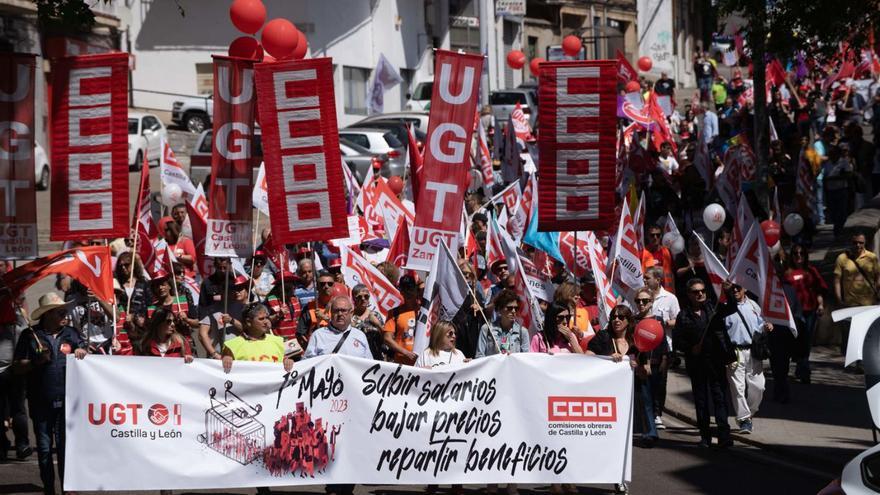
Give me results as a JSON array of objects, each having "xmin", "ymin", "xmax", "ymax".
[
  {"xmin": 611, "ymin": 314, "xmax": 627, "ymax": 321},
  {"xmin": 503, "ymin": 305, "xmax": 519, "ymax": 312},
  {"xmin": 556, "ymin": 314, "xmax": 571, "ymax": 322},
  {"xmin": 354, "ymin": 294, "xmax": 370, "ymax": 301},
  {"xmin": 732, "ymin": 285, "xmax": 744, "ymax": 292},
  {"xmin": 649, "ymin": 232, "xmax": 662, "ymax": 238},
  {"xmin": 635, "ymin": 298, "xmax": 653, "ymax": 304},
  {"xmin": 689, "ymin": 288, "xmax": 706, "ymax": 294},
  {"xmin": 318, "ymin": 281, "xmax": 334, "ymax": 287},
  {"xmin": 254, "ymin": 259, "xmax": 266, "ymax": 265}
]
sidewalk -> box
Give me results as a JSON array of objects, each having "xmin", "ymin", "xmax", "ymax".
[{"xmin": 663, "ymin": 346, "xmax": 875, "ymax": 473}]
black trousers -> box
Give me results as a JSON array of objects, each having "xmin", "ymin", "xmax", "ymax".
[
  {"xmin": 650, "ymin": 362, "xmax": 668, "ymax": 417},
  {"xmin": 689, "ymin": 366, "xmax": 731, "ymax": 442},
  {"xmin": 0, "ymin": 370, "xmax": 30, "ymax": 453},
  {"xmin": 769, "ymin": 328, "xmax": 795, "ymax": 401}
]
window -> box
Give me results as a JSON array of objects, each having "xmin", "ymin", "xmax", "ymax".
[
  {"xmin": 339, "ymin": 133, "xmax": 369, "ymax": 148},
  {"xmin": 143, "ymin": 116, "xmax": 160, "ymax": 131},
  {"xmin": 490, "ymin": 92, "xmax": 528, "ymax": 105},
  {"xmin": 195, "ymin": 63, "xmax": 213, "ymax": 95},
  {"xmin": 128, "ymin": 118, "xmax": 139, "ymax": 135},
  {"xmin": 382, "ymin": 131, "xmax": 403, "ymax": 148},
  {"xmin": 343, "ymin": 66, "xmax": 370, "ymax": 115}
]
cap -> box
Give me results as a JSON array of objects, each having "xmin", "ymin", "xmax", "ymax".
[
  {"xmin": 233, "ymin": 275, "xmax": 250, "ymax": 287},
  {"xmin": 151, "ymin": 270, "xmax": 171, "ymax": 283},
  {"xmin": 275, "ymin": 270, "xmax": 298, "ymax": 282}
]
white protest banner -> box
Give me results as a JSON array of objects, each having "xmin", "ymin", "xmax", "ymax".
[{"xmin": 65, "ymin": 354, "xmax": 633, "ymax": 490}]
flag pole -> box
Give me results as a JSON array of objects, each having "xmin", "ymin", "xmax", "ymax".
[
  {"xmin": 248, "ymin": 210, "xmax": 262, "ymax": 302},
  {"xmin": 223, "ymin": 257, "xmax": 230, "ymax": 316},
  {"xmin": 573, "ymin": 230, "xmax": 578, "ymax": 332},
  {"xmin": 168, "ymin": 249, "xmax": 183, "ymax": 316},
  {"xmin": 467, "ymin": 281, "xmax": 501, "ymax": 353},
  {"xmin": 280, "ymin": 249, "xmax": 287, "ymax": 310}
]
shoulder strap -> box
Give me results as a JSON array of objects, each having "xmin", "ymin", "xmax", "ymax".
[
  {"xmin": 331, "ymin": 330, "xmax": 351, "ymax": 354},
  {"xmin": 734, "ymin": 305, "xmax": 755, "ymax": 341},
  {"xmin": 851, "ymin": 255, "xmax": 880, "ymax": 297}
]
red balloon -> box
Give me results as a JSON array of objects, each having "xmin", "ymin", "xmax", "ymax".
[
  {"xmin": 290, "ymin": 31, "xmax": 308, "ymax": 60},
  {"xmin": 387, "ymin": 176, "xmax": 404, "ymax": 196},
  {"xmin": 228, "ymin": 36, "xmax": 263, "ymax": 60},
  {"xmin": 625, "ymin": 80, "xmax": 641, "ymax": 93},
  {"xmin": 562, "ymin": 35, "xmax": 582, "ymax": 57},
  {"xmin": 761, "ymin": 220, "xmax": 781, "ymax": 247},
  {"xmin": 529, "ymin": 57, "xmax": 545, "ymax": 77},
  {"xmin": 634, "ymin": 318, "xmax": 664, "ymax": 352},
  {"xmin": 229, "ymin": 0, "xmax": 266, "ymax": 35},
  {"xmin": 506, "ymin": 50, "xmax": 526, "ymax": 69},
  {"xmin": 261, "ymin": 19, "xmax": 299, "ymax": 60},
  {"xmin": 330, "ymin": 283, "xmax": 349, "ymax": 299},
  {"xmin": 637, "ymin": 56, "xmax": 653, "ymax": 72}
]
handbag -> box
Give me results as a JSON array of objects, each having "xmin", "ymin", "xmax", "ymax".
[{"xmin": 735, "ymin": 303, "xmax": 770, "ymax": 361}]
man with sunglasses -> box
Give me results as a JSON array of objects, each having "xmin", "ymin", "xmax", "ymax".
[
  {"xmin": 834, "ymin": 232, "xmax": 880, "ymax": 359},
  {"xmin": 673, "ymin": 279, "xmax": 738, "ymax": 448},
  {"xmin": 297, "ymin": 270, "xmax": 336, "ymax": 344},
  {"xmin": 643, "ymin": 225, "xmax": 676, "ymax": 295},
  {"xmin": 723, "ymin": 283, "xmax": 773, "ymax": 434}
]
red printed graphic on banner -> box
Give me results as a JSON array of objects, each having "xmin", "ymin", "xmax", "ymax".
[
  {"xmin": 537, "ymin": 60, "xmax": 617, "ymax": 232},
  {"xmin": 0, "ymin": 53, "xmax": 37, "ymax": 259},
  {"xmin": 407, "ymin": 50, "xmax": 484, "ymax": 270},
  {"xmin": 50, "ymin": 53, "xmax": 129, "ymax": 241},
  {"xmin": 255, "ymin": 57, "xmax": 348, "ymax": 244},
  {"xmin": 207, "ymin": 56, "xmax": 257, "ymax": 257},
  {"xmin": 548, "ymin": 396, "xmax": 617, "ymax": 422}
]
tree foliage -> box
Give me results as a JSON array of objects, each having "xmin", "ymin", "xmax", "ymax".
[{"xmin": 33, "ymin": 0, "xmax": 186, "ymax": 32}]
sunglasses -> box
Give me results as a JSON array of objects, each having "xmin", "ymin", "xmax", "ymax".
[
  {"xmin": 649, "ymin": 232, "xmax": 662, "ymax": 238},
  {"xmin": 504, "ymin": 305, "xmax": 519, "ymax": 312},
  {"xmin": 689, "ymin": 288, "xmax": 706, "ymax": 294},
  {"xmin": 354, "ymin": 294, "xmax": 370, "ymax": 301},
  {"xmin": 635, "ymin": 298, "xmax": 652, "ymax": 304},
  {"xmin": 318, "ymin": 281, "xmax": 335, "ymax": 287},
  {"xmin": 556, "ymin": 314, "xmax": 571, "ymax": 322},
  {"xmin": 732, "ymin": 285, "xmax": 744, "ymax": 292},
  {"xmin": 611, "ymin": 314, "xmax": 627, "ymax": 321}
]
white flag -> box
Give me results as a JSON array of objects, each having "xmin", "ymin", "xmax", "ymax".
[
  {"xmin": 695, "ymin": 233, "xmax": 729, "ymax": 299},
  {"xmin": 414, "ymin": 241, "xmax": 471, "ymax": 355},
  {"xmin": 160, "ymin": 138, "xmax": 197, "ymax": 200},
  {"xmin": 367, "ymin": 53, "xmax": 403, "ymax": 115},
  {"xmin": 612, "ymin": 197, "xmax": 644, "ymax": 294},
  {"xmin": 252, "ymin": 162, "xmax": 269, "ymax": 216}
]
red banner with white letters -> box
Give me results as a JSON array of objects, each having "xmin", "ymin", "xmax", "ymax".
[
  {"xmin": 50, "ymin": 53, "xmax": 129, "ymax": 241},
  {"xmin": 207, "ymin": 56, "xmax": 257, "ymax": 257},
  {"xmin": 537, "ymin": 60, "xmax": 617, "ymax": 232},
  {"xmin": 407, "ymin": 50, "xmax": 483, "ymax": 270},
  {"xmin": 0, "ymin": 53, "xmax": 37, "ymax": 259},
  {"xmin": 255, "ymin": 57, "xmax": 348, "ymax": 244}
]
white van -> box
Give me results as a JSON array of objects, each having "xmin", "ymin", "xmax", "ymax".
[{"xmin": 405, "ymin": 81, "xmax": 433, "ymax": 111}]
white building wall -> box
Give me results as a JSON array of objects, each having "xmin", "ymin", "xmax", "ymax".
[{"xmin": 127, "ymin": 0, "xmax": 432, "ymax": 127}]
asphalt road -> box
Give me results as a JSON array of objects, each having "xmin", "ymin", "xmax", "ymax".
[{"xmin": 0, "ymin": 415, "xmax": 836, "ymax": 494}]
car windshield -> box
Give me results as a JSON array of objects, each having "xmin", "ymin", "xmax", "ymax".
[
  {"xmin": 412, "ymin": 82, "xmax": 433, "ymax": 100},
  {"xmin": 128, "ymin": 119, "xmax": 139, "ymax": 134},
  {"xmin": 490, "ymin": 92, "xmax": 528, "ymax": 105}
]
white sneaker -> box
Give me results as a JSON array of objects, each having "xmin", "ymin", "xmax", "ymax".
[{"xmin": 654, "ymin": 416, "xmax": 666, "ymax": 429}]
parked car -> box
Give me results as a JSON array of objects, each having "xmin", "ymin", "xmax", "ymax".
[
  {"xmin": 128, "ymin": 112, "xmax": 166, "ymax": 170},
  {"xmin": 840, "ymin": 442, "xmax": 880, "ymax": 493},
  {"xmin": 348, "ymin": 120, "xmax": 426, "ymax": 154},
  {"xmin": 340, "ymin": 138, "xmax": 389, "ymax": 184},
  {"xmin": 355, "ymin": 111, "xmax": 430, "ymax": 132},
  {"xmin": 490, "ymin": 89, "xmax": 538, "ymax": 129},
  {"xmin": 172, "ymin": 94, "xmax": 213, "ymax": 133},
  {"xmin": 338, "ymin": 127, "xmax": 406, "ymax": 177},
  {"xmin": 34, "ymin": 142, "xmax": 50, "ymax": 191},
  {"xmin": 405, "ymin": 81, "xmax": 432, "ymax": 111}
]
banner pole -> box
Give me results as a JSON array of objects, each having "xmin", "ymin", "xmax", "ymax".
[
  {"xmin": 223, "ymin": 258, "xmax": 229, "ymax": 316},
  {"xmin": 248, "ymin": 210, "xmax": 262, "ymax": 302},
  {"xmin": 466, "ymin": 281, "xmax": 501, "ymax": 353},
  {"xmin": 125, "ymin": 230, "xmax": 138, "ymax": 317},
  {"xmin": 168, "ymin": 250, "xmax": 183, "ymax": 316},
  {"xmin": 573, "ymin": 230, "xmax": 578, "ymax": 332},
  {"xmin": 280, "ymin": 249, "xmax": 287, "ymax": 310}
]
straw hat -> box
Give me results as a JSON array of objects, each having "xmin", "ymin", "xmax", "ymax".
[{"xmin": 30, "ymin": 293, "xmax": 72, "ymax": 323}]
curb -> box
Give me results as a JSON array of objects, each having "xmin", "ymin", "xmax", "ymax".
[{"xmin": 662, "ymin": 404, "xmax": 850, "ymax": 473}]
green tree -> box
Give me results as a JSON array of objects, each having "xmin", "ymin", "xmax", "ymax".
[
  {"xmin": 714, "ymin": 0, "xmax": 880, "ymax": 206},
  {"xmin": 33, "ymin": 0, "xmax": 185, "ymax": 31}
]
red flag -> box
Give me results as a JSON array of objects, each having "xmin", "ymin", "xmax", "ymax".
[
  {"xmin": 260, "ymin": 232, "xmax": 288, "ymax": 273},
  {"xmin": 406, "ymin": 123, "xmax": 423, "ymax": 205},
  {"xmin": 537, "ymin": 60, "xmax": 617, "ymax": 232},
  {"xmin": 486, "ymin": 213, "xmax": 505, "ymax": 270},
  {"xmin": 386, "ymin": 217, "xmax": 410, "ymax": 268},
  {"xmin": 0, "ymin": 53, "xmax": 38, "ymax": 259},
  {"xmin": 645, "ymin": 91, "xmax": 676, "ymax": 152},
  {"xmin": 132, "ymin": 155, "xmax": 158, "ymax": 274},
  {"xmin": 186, "ymin": 183, "xmax": 210, "ymax": 277},
  {"xmin": 559, "ymin": 231, "xmax": 590, "ymax": 278},
  {"xmin": 476, "ymin": 120, "xmax": 494, "ymax": 195},
  {"xmin": 340, "ymin": 246, "xmax": 403, "ymax": 318},
  {"xmin": 766, "ymin": 59, "xmax": 788, "ymax": 88},
  {"xmin": 50, "ymin": 53, "xmax": 129, "ymax": 241},
  {"xmin": 407, "ymin": 50, "xmax": 483, "ymax": 270},
  {"xmin": 206, "ymin": 56, "xmax": 256, "ymax": 257},
  {"xmin": 510, "ymin": 102, "xmax": 534, "ymax": 143},
  {"xmin": 585, "ymin": 231, "xmax": 616, "ymax": 328},
  {"xmin": 616, "ymin": 49, "xmax": 638, "ymax": 85},
  {"xmin": 255, "ymin": 57, "xmax": 348, "ymax": 245}
]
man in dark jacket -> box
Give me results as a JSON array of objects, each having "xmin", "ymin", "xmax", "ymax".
[{"xmin": 673, "ymin": 278, "xmax": 737, "ymax": 448}]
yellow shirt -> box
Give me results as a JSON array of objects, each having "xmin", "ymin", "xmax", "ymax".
[
  {"xmin": 223, "ymin": 334, "xmax": 286, "ymax": 363},
  {"xmin": 835, "ymin": 250, "xmax": 880, "ymax": 307}
]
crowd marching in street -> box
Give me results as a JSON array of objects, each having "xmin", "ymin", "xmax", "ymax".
[{"xmin": 4, "ymin": 31, "xmax": 880, "ymax": 495}]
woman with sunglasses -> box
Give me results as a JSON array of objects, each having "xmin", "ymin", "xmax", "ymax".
[
  {"xmin": 350, "ymin": 284, "xmax": 387, "ymax": 360},
  {"xmin": 415, "ymin": 320, "xmax": 468, "ymax": 368},
  {"xmin": 784, "ymin": 244, "xmax": 827, "ymax": 384},
  {"xmin": 531, "ymin": 302, "xmax": 584, "ymax": 354},
  {"xmin": 141, "ymin": 308, "xmax": 194, "ymax": 363},
  {"xmin": 476, "ymin": 289, "xmax": 529, "ymax": 357}
]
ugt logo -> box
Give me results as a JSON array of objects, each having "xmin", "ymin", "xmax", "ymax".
[{"xmin": 88, "ymin": 403, "xmax": 181, "ymax": 426}]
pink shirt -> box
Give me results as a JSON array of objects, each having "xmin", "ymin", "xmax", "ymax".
[{"xmin": 530, "ymin": 333, "xmax": 573, "ymax": 354}]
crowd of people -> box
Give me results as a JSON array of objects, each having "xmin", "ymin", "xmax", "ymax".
[{"xmin": 2, "ymin": 45, "xmax": 880, "ymax": 495}]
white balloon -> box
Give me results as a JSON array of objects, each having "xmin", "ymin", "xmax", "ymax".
[
  {"xmin": 783, "ymin": 213, "xmax": 804, "ymax": 237},
  {"xmin": 770, "ymin": 240, "xmax": 781, "ymax": 256},
  {"xmin": 671, "ymin": 234, "xmax": 685, "ymax": 255},
  {"xmin": 703, "ymin": 203, "xmax": 726, "ymax": 232},
  {"xmin": 162, "ymin": 183, "xmax": 183, "ymax": 207},
  {"xmin": 661, "ymin": 232, "xmax": 677, "ymax": 249}
]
